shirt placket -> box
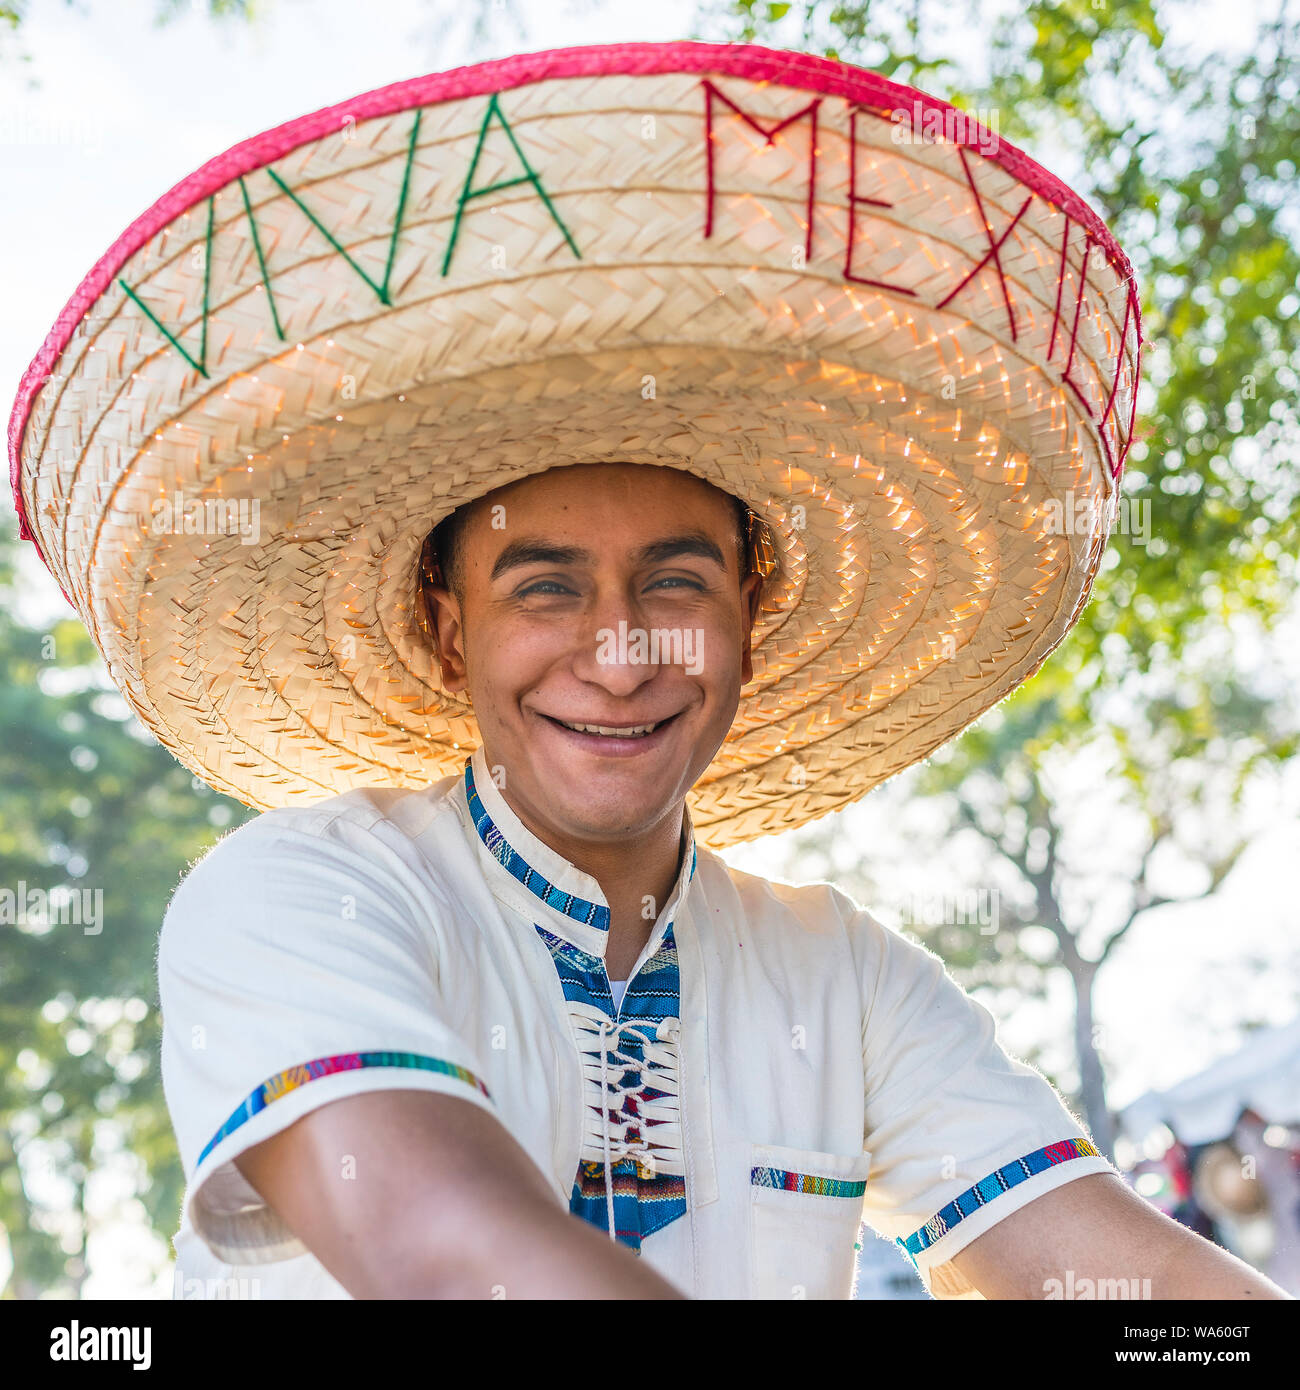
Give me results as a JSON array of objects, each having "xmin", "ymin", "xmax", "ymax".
[{"xmin": 457, "ymin": 750, "xmax": 696, "ymax": 1253}]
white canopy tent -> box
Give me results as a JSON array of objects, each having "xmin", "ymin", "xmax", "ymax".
[{"xmin": 1119, "ymin": 1017, "xmax": 1300, "ymax": 1145}]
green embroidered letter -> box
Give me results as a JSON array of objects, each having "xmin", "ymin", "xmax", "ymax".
[
  {"xmin": 442, "ymin": 91, "xmax": 580, "ymax": 276},
  {"xmin": 264, "ymin": 107, "xmax": 424, "ymax": 306},
  {"xmin": 118, "ymin": 195, "xmax": 216, "ymax": 378},
  {"xmin": 237, "ymin": 175, "xmax": 287, "ymax": 341},
  {"xmin": 120, "ymin": 177, "xmax": 299, "ymax": 371}
]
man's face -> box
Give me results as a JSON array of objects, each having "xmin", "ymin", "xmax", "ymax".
[{"xmin": 425, "ymin": 463, "xmax": 764, "ymax": 846}]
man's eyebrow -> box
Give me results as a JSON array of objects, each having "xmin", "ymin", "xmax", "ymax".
[
  {"xmin": 636, "ymin": 534, "xmax": 728, "ymax": 569},
  {"xmin": 489, "ymin": 540, "xmax": 589, "ymax": 581},
  {"xmin": 489, "ymin": 532, "xmax": 729, "ymax": 582}
]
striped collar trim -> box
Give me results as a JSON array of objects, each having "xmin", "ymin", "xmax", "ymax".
[
  {"xmin": 465, "ymin": 754, "xmax": 610, "ymax": 932},
  {"xmin": 461, "ymin": 748, "xmax": 697, "ymax": 955}
]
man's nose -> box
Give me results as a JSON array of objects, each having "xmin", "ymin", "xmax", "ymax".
[{"xmin": 570, "ymin": 590, "xmax": 665, "ymax": 696}]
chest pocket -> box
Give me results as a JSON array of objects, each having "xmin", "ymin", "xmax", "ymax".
[{"xmin": 749, "ymin": 1141, "xmax": 872, "ymax": 1299}]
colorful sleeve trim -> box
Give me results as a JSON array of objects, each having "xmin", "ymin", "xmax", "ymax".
[
  {"xmin": 896, "ymin": 1136, "xmax": 1103, "ymax": 1263},
  {"xmin": 751, "ymin": 1166, "xmax": 867, "ymax": 1199},
  {"xmin": 196, "ymin": 1051, "xmax": 490, "ymax": 1168}
]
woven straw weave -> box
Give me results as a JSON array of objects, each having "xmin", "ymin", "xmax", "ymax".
[{"xmin": 10, "ymin": 44, "xmax": 1142, "ymax": 848}]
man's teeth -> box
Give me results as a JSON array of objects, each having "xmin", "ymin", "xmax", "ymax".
[{"xmin": 557, "ymin": 719, "xmax": 661, "ymax": 737}]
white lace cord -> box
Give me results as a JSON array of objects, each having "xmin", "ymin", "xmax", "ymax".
[
  {"xmin": 588, "ymin": 1014, "xmax": 682, "ymax": 1242},
  {"xmin": 599, "ymin": 1019, "xmax": 616, "ymax": 1242}
]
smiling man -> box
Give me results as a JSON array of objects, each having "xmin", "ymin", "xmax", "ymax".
[
  {"xmin": 151, "ymin": 461, "xmax": 1286, "ymax": 1301},
  {"xmin": 424, "ymin": 465, "xmax": 759, "ymax": 984},
  {"xmin": 11, "ymin": 42, "xmax": 1289, "ymax": 1305}
]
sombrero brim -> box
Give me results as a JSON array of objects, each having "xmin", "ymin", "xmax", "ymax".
[{"xmin": 9, "ymin": 41, "xmax": 1142, "ymax": 849}]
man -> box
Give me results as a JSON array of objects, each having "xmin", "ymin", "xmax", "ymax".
[
  {"xmin": 9, "ymin": 42, "xmax": 1283, "ymax": 1299},
  {"xmin": 153, "ymin": 460, "xmax": 1285, "ymax": 1299}
]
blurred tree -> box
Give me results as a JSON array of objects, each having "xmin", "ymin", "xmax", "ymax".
[
  {"xmin": 709, "ymin": 0, "xmax": 1300, "ymax": 1158},
  {"xmin": 0, "ymin": 531, "xmax": 254, "ymax": 1298},
  {"xmin": 1, "ymin": 0, "xmax": 260, "ymax": 70},
  {"xmin": 1, "ymin": 0, "xmax": 528, "ymax": 70}
]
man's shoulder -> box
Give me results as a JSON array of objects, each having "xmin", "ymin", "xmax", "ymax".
[
  {"xmin": 159, "ymin": 774, "xmax": 468, "ymax": 955},
  {"xmin": 693, "ymin": 846, "xmax": 868, "ymax": 935},
  {"xmin": 263, "ymin": 772, "xmax": 463, "ymax": 842},
  {"xmin": 692, "ymin": 850, "xmax": 951, "ymax": 1005},
  {"xmin": 185, "ymin": 773, "xmax": 464, "ymax": 874}
]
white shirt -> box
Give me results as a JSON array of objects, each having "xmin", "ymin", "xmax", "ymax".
[{"xmin": 159, "ymin": 746, "xmax": 1113, "ymax": 1300}]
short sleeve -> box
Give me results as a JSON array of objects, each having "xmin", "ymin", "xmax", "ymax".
[
  {"xmin": 157, "ymin": 809, "xmax": 496, "ymax": 1267},
  {"xmin": 849, "ymin": 908, "xmax": 1115, "ymax": 1297}
]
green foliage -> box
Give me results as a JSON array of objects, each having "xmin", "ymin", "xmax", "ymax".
[
  {"xmin": 152, "ymin": 0, "xmax": 260, "ymax": 19},
  {"xmin": 0, "ymin": 530, "xmax": 254, "ymax": 1297},
  {"xmin": 713, "ymin": 0, "xmax": 1300, "ymax": 1151}
]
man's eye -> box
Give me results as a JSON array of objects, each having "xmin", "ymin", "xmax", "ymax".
[
  {"xmin": 649, "ymin": 575, "xmax": 705, "ymax": 591},
  {"xmin": 517, "ymin": 579, "xmax": 574, "ymax": 597}
]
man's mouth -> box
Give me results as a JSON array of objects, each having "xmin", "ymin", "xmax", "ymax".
[{"xmin": 540, "ymin": 713, "xmax": 680, "ymax": 740}]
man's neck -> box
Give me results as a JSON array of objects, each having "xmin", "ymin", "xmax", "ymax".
[{"xmin": 501, "ymin": 790, "xmax": 686, "ymax": 982}]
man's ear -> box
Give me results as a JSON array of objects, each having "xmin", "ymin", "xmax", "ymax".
[
  {"xmin": 738, "ymin": 571, "xmax": 764, "ymax": 686},
  {"xmin": 423, "ymin": 580, "xmax": 468, "ymax": 694}
]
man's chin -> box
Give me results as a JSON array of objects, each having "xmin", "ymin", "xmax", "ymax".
[{"xmin": 538, "ymin": 789, "xmax": 681, "ymax": 844}]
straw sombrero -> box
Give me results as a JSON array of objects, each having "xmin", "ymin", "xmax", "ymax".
[{"xmin": 9, "ymin": 41, "xmax": 1143, "ymax": 850}]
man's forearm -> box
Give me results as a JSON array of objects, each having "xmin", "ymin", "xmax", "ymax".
[
  {"xmin": 233, "ymin": 1089, "xmax": 686, "ymax": 1300},
  {"xmin": 419, "ymin": 1192, "xmax": 686, "ymax": 1300},
  {"xmin": 1150, "ymin": 1223, "xmax": 1290, "ymax": 1300},
  {"xmin": 404, "ymin": 1100, "xmax": 687, "ymax": 1299},
  {"xmin": 950, "ymin": 1173, "xmax": 1293, "ymax": 1300}
]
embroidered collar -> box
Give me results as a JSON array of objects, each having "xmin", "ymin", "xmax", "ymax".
[{"xmin": 458, "ymin": 746, "xmax": 698, "ymax": 958}]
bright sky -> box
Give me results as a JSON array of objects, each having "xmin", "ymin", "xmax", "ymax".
[{"xmin": 2, "ymin": 0, "xmax": 1295, "ymax": 1299}]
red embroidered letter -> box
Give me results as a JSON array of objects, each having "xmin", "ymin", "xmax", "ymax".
[
  {"xmin": 935, "ymin": 146, "xmax": 1031, "ymax": 340},
  {"xmin": 1049, "ymin": 213, "xmax": 1144, "ymax": 478},
  {"xmin": 1049, "ymin": 214, "xmax": 1097, "ymax": 420},
  {"xmin": 843, "ymin": 106, "xmax": 917, "ymax": 296},
  {"xmin": 1097, "ymin": 277, "xmax": 1143, "ymax": 478},
  {"xmin": 702, "ymin": 79, "xmax": 820, "ymax": 262}
]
